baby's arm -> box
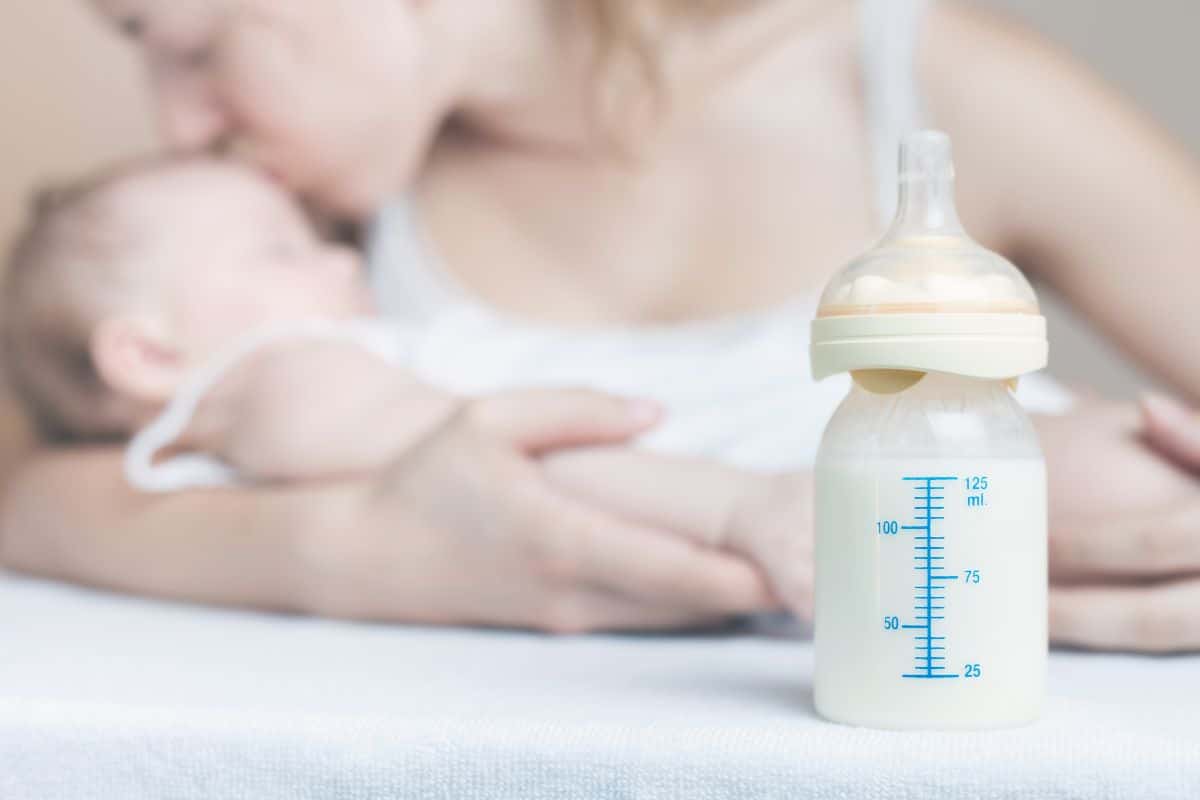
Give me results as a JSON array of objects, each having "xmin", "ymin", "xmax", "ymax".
[
  {"xmin": 197, "ymin": 339, "xmax": 459, "ymax": 483},
  {"xmin": 542, "ymin": 447, "xmax": 813, "ymax": 615}
]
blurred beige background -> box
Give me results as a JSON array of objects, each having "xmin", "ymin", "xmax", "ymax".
[
  {"xmin": 1, "ymin": 0, "xmax": 1196, "ymax": 402},
  {"xmin": 0, "ymin": 1, "xmax": 156, "ymax": 244}
]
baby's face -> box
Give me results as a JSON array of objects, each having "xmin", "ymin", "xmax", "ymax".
[{"xmin": 113, "ymin": 161, "xmax": 375, "ymax": 361}]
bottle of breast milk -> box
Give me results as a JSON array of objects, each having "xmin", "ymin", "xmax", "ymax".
[{"xmin": 809, "ymin": 131, "xmax": 1048, "ymax": 729}]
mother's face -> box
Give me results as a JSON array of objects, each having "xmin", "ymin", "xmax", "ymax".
[{"xmin": 92, "ymin": 0, "xmax": 454, "ymax": 216}]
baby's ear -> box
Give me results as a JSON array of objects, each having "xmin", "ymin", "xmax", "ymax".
[{"xmin": 91, "ymin": 316, "xmax": 185, "ymax": 405}]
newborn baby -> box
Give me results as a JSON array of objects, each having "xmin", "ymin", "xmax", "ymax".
[{"xmin": 1, "ymin": 157, "xmax": 810, "ymax": 611}]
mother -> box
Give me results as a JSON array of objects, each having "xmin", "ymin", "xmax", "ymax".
[{"xmin": 4, "ymin": 0, "xmax": 1200, "ymax": 648}]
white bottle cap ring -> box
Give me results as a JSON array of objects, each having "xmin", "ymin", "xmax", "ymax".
[
  {"xmin": 812, "ymin": 131, "xmax": 1048, "ymax": 381},
  {"xmin": 811, "ymin": 312, "xmax": 1047, "ymax": 380}
]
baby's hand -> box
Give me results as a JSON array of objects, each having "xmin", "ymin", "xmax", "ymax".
[{"xmin": 542, "ymin": 447, "xmax": 814, "ymax": 618}]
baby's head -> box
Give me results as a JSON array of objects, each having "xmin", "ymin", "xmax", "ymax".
[{"xmin": 2, "ymin": 157, "xmax": 374, "ymax": 442}]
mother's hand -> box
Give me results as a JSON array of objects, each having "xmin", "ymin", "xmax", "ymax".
[
  {"xmin": 303, "ymin": 389, "xmax": 774, "ymax": 632},
  {"xmin": 1038, "ymin": 398, "xmax": 1200, "ymax": 652}
]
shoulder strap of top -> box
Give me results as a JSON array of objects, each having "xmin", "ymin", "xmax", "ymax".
[{"xmin": 860, "ymin": 0, "xmax": 931, "ymax": 227}]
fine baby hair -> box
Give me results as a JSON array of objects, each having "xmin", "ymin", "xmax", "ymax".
[{"xmin": 1, "ymin": 159, "xmax": 154, "ymax": 443}]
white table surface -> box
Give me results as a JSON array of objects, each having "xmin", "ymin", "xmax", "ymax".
[{"xmin": 1, "ymin": 572, "xmax": 1197, "ymax": 799}]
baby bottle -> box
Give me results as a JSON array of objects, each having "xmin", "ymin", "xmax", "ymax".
[{"xmin": 810, "ymin": 131, "xmax": 1048, "ymax": 729}]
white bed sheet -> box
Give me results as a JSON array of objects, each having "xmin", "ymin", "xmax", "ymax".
[{"xmin": 1, "ymin": 572, "xmax": 1197, "ymax": 799}]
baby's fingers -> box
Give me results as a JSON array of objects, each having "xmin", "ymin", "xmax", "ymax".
[{"xmin": 1051, "ymin": 579, "xmax": 1200, "ymax": 653}]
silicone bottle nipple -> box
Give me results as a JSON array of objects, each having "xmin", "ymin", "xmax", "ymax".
[
  {"xmin": 810, "ymin": 129, "xmax": 1048, "ymax": 381},
  {"xmin": 815, "ymin": 130, "xmax": 1039, "ymax": 319},
  {"xmin": 885, "ymin": 131, "xmax": 964, "ymax": 242}
]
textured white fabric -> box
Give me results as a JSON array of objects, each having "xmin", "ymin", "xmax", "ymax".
[{"xmin": 1, "ymin": 573, "xmax": 1197, "ymax": 799}]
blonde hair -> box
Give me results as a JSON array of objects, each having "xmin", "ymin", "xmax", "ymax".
[{"xmin": 1, "ymin": 164, "xmax": 146, "ymax": 443}]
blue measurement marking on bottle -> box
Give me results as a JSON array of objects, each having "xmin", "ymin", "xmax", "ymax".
[{"xmin": 900, "ymin": 476, "xmax": 959, "ymax": 680}]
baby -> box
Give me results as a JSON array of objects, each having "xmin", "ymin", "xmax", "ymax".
[{"xmin": 1, "ymin": 156, "xmax": 811, "ymax": 611}]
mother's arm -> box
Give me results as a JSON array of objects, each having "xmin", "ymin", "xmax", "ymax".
[
  {"xmin": 0, "ymin": 447, "xmax": 347, "ymax": 612},
  {"xmin": 0, "ymin": 390, "xmax": 772, "ymax": 630},
  {"xmin": 929, "ymin": 3, "xmax": 1200, "ymax": 402}
]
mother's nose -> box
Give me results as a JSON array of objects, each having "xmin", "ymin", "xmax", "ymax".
[{"xmin": 153, "ymin": 72, "xmax": 230, "ymax": 152}]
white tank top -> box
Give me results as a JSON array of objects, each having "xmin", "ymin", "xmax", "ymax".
[{"xmin": 126, "ymin": 0, "xmax": 1072, "ymax": 492}]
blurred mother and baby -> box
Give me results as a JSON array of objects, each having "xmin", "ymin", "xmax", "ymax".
[{"xmin": 2, "ymin": 0, "xmax": 1200, "ymax": 651}]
